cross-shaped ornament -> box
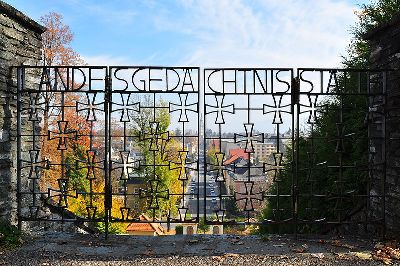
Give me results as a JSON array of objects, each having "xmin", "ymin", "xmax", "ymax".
[
  {"xmin": 116, "ymin": 151, "xmax": 140, "ymax": 180},
  {"xmin": 119, "ymin": 207, "xmax": 131, "ymax": 220},
  {"xmin": 263, "ymin": 94, "xmax": 291, "ymax": 124},
  {"xmin": 85, "ymin": 150, "xmax": 97, "ymax": 180},
  {"xmin": 307, "ymin": 95, "xmax": 318, "ymax": 124},
  {"xmin": 86, "ymin": 206, "xmax": 97, "ymax": 220},
  {"xmin": 76, "ymin": 93, "xmax": 104, "ymax": 121},
  {"xmin": 113, "ymin": 93, "xmax": 140, "ymax": 122},
  {"xmin": 335, "ymin": 122, "xmax": 345, "ymax": 153},
  {"xmin": 299, "ymin": 94, "xmax": 319, "ymax": 124},
  {"xmin": 26, "ymin": 150, "xmax": 49, "ymax": 179},
  {"xmin": 141, "ymin": 122, "xmax": 170, "ymax": 152},
  {"xmin": 214, "ymin": 209, "xmax": 226, "ymax": 223},
  {"xmin": 170, "ymin": 151, "xmax": 190, "ymax": 180},
  {"xmin": 209, "ymin": 152, "xmax": 226, "ymax": 182},
  {"xmin": 235, "ymin": 181, "xmax": 263, "ymax": 211},
  {"xmin": 306, "ymin": 151, "xmax": 316, "ymax": 182},
  {"xmin": 178, "ymin": 207, "xmax": 189, "ymax": 221},
  {"xmin": 48, "ymin": 121, "xmax": 77, "ymax": 150},
  {"xmin": 28, "ymin": 93, "xmax": 45, "ymax": 121},
  {"xmin": 234, "ymin": 123, "xmax": 263, "ymax": 153},
  {"xmin": 206, "ymin": 95, "xmax": 234, "ymax": 124},
  {"xmin": 140, "ymin": 179, "xmax": 169, "ymax": 210},
  {"xmin": 264, "ymin": 152, "xmax": 285, "ymax": 182},
  {"xmin": 169, "ymin": 93, "xmax": 198, "ymax": 122},
  {"xmin": 46, "ymin": 179, "xmax": 77, "ymax": 208}
]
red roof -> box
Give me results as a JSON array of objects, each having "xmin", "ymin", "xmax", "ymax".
[
  {"xmin": 126, "ymin": 215, "xmax": 165, "ymax": 235},
  {"xmin": 126, "ymin": 223, "xmax": 156, "ymax": 232},
  {"xmin": 229, "ymin": 148, "xmax": 249, "ymax": 158},
  {"xmin": 224, "ymin": 148, "xmax": 249, "ymax": 165}
]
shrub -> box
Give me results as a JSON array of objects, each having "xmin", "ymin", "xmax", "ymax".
[
  {"xmin": 175, "ymin": 225, "xmax": 183, "ymax": 235},
  {"xmin": 0, "ymin": 220, "xmax": 22, "ymax": 248}
]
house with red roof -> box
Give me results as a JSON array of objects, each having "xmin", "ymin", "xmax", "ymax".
[
  {"xmin": 126, "ymin": 214, "xmax": 165, "ymax": 236},
  {"xmin": 223, "ymin": 148, "xmax": 249, "ymax": 165}
]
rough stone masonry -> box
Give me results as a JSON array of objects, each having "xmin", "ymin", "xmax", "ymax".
[
  {"xmin": 365, "ymin": 13, "xmax": 400, "ymax": 237},
  {"xmin": 0, "ymin": 0, "xmax": 45, "ymax": 224}
]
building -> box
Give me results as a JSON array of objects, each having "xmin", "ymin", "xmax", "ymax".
[
  {"xmin": 223, "ymin": 149, "xmax": 268, "ymax": 213},
  {"xmin": 126, "ymin": 178, "xmax": 146, "ymax": 215},
  {"xmin": 253, "ymin": 142, "xmax": 276, "ymax": 162},
  {"xmin": 126, "ymin": 214, "xmax": 165, "ymax": 236},
  {"xmin": 224, "ymin": 148, "xmax": 249, "ymax": 165},
  {"xmin": 220, "ymin": 140, "xmax": 240, "ymax": 156},
  {"xmin": 181, "ymin": 223, "xmax": 223, "ymax": 235},
  {"xmin": 181, "ymin": 223, "xmax": 198, "ymax": 235}
]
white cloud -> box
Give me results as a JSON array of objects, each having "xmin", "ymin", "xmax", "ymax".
[{"xmin": 155, "ymin": 0, "xmax": 359, "ymax": 68}]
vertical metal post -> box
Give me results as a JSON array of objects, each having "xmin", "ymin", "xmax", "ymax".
[
  {"xmin": 16, "ymin": 66, "xmax": 23, "ymax": 231},
  {"xmin": 104, "ymin": 68, "xmax": 111, "ymax": 240},
  {"xmin": 197, "ymin": 68, "xmax": 201, "ymax": 223},
  {"xmin": 292, "ymin": 73, "xmax": 300, "ymax": 239},
  {"xmin": 203, "ymin": 68, "xmax": 207, "ymax": 223}
]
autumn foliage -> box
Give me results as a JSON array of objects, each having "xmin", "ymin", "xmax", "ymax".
[
  {"xmin": 40, "ymin": 12, "xmax": 84, "ymax": 66},
  {"xmin": 39, "ymin": 12, "xmax": 125, "ymax": 232}
]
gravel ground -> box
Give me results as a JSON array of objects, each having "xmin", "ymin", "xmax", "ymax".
[{"xmin": 0, "ymin": 233, "xmax": 398, "ymax": 265}]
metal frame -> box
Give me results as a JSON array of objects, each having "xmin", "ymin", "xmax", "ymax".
[{"xmin": 15, "ymin": 66, "xmax": 389, "ymax": 237}]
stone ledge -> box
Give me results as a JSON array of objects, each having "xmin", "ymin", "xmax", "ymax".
[{"xmin": 0, "ymin": 0, "xmax": 45, "ymax": 34}]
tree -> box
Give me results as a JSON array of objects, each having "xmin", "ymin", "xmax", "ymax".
[
  {"xmin": 224, "ymin": 196, "xmax": 240, "ymax": 218},
  {"xmin": 343, "ymin": 0, "xmax": 400, "ymax": 68},
  {"xmin": 40, "ymin": 12, "xmax": 83, "ymax": 66},
  {"xmin": 260, "ymin": 0, "xmax": 400, "ymax": 234},
  {"xmin": 39, "ymin": 12, "xmax": 85, "ymax": 171},
  {"xmin": 37, "ymin": 12, "xmax": 127, "ymax": 233},
  {"xmin": 206, "ymin": 146, "xmax": 219, "ymax": 166},
  {"xmin": 128, "ymin": 95, "xmax": 184, "ymax": 219},
  {"xmin": 197, "ymin": 216, "xmax": 210, "ymax": 234},
  {"xmin": 39, "ymin": 12, "xmax": 86, "ymax": 186}
]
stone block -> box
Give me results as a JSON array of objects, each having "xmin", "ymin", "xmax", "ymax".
[{"xmin": 0, "ymin": 2, "xmax": 43, "ymax": 225}]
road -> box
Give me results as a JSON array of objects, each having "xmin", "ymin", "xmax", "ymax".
[{"xmin": 180, "ymin": 167, "xmax": 221, "ymax": 219}]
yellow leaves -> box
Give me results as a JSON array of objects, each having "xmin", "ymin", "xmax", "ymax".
[
  {"xmin": 351, "ymin": 252, "xmax": 372, "ymax": 260},
  {"xmin": 371, "ymin": 241, "xmax": 400, "ymax": 265},
  {"xmin": 67, "ymin": 194, "xmax": 87, "ymax": 217}
]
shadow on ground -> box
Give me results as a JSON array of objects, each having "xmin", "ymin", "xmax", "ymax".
[{"xmin": 0, "ymin": 233, "xmax": 390, "ymax": 265}]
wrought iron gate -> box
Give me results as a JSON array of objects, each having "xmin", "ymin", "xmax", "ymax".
[{"xmin": 16, "ymin": 66, "xmax": 389, "ymax": 236}]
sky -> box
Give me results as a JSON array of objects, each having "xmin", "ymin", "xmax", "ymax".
[{"xmin": 6, "ymin": 0, "xmax": 370, "ymax": 68}]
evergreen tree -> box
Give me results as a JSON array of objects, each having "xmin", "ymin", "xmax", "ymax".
[{"xmin": 259, "ymin": 0, "xmax": 400, "ymax": 234}]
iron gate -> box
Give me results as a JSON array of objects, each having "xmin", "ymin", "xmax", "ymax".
[{"xmin": 16, "ymin": 66, "xmax": 389, "ymax": 236}]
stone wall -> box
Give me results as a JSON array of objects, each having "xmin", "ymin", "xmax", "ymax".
[
  {"xmin": 0, "ymin": 1, "xmax": 45, "ymax": 224},
  {"xmin": 365, "ymin": 14, "xmax": 400, "ymax": 237}
]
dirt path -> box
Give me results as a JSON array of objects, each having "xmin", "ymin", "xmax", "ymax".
[{"xmin": 0, "ymin": 233, "xmax": 394, "ymax": 265}]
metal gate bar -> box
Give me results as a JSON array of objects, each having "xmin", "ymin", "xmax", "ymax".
[{"xmin": 15, "ymin": 66, "xmax": 389, "ymax": 237}]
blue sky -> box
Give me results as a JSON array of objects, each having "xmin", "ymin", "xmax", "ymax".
[{"xmin": 6, "ymin": 0, "xmax": 369, "ymax": 67}]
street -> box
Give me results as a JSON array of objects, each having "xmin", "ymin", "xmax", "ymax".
[{"xmin": 181, "ymin": 168, "xmax": 221, "ymax": 219}]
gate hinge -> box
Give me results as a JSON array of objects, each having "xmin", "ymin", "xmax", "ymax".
[{"xmin": 291, "ymin": 77, "xmax": 300, "ymax": 105}]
